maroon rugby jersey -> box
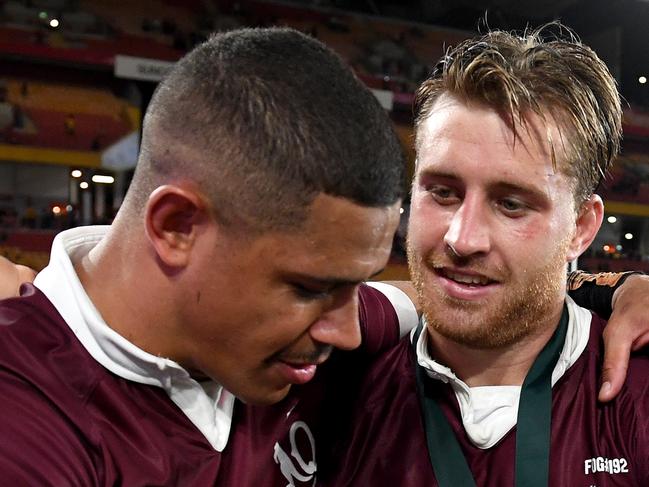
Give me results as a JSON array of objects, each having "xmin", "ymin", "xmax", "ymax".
[
  {"xmin": 0, "ymin": 283, "xmax": 399, "ymax": 486},
  {"xmin": 328, "ymin": 313, "xmax": 649, "ymax": 486}
]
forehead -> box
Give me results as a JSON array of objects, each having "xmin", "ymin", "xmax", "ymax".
[
  {"xmin": 415, "ymin": 95, "xmax": 567, "ymax": 189},
  {"xmin": 239, "ymin": 194, "xmax": 401, "ymax": 281}
]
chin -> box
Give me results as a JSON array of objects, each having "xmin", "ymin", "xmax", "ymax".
[{"xmin": 239, "ymin": 385, "xmax": 292, "ymax": 406}]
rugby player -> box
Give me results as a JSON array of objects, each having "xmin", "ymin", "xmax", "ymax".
[
  {"xmin": 0, "ymin": 27, "xmax": 410, "ymax": 485},
  {"xmin": 329, "ymin": 25, "xmax": 649, "ymax": 486}
]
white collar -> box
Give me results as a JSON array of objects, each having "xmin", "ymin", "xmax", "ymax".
[
  {"xmin": 413, "ymin": 296, "xmax": 592, "ymax": 449},
  {"xmin": 34, "ymin": 226, "xmax": 235, "ymax": 452}
]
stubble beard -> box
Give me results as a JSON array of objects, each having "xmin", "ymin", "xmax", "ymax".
[{"xmin": 407, "ymin": 241, "xmax": 568, "ymax": 350}]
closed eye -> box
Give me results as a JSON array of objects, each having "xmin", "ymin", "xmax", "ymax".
[{"xmin": 292, "ymin": 283, "xmax": 331, "ymax": 300}]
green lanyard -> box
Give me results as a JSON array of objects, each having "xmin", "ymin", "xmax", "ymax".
[{"xmin": 412, "ymin": 306, "xmax": 569, "ymax": 487}]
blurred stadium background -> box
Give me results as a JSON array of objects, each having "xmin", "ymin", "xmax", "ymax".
[{"xmin": 1, "ymin": 0, "xmax": 648, "ymax": 279}]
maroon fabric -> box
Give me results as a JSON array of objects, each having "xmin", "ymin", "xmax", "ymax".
[
  {"xmin": 0, "ymin": 283, "xmax": 399, "ymax": 486},
  {"xmin": 328, "ymin": 314, "xmax": 649, "ymax": 486},
  {"xmin": 358, "ymin": 283, "xmax": 401, "ymax": 356}
]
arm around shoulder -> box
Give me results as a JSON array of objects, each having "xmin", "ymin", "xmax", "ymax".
[{"xmin": 0, "ymin": 255, "xmax": 36, "ymax": 299}]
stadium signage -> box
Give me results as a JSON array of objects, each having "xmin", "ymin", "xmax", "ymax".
[{"xmin": 114, "ymin": 55, "xmax": 175, "ymax": 82}]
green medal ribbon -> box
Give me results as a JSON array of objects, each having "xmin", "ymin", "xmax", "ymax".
[{"xmin": 412, "ymin": 305, "xmax": 569, "ymax": 487}]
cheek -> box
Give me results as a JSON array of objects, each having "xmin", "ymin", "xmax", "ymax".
[
  {"xmin": 248, "ymin": 297, "xmax": 324, "ymax": 346},
  {"xmin": 500, "ymin": 207, "xmax": 567, "ymax": 244},
  {"xmin": 408, "ymin": 205, "xmax": 448, "ymax": 250},
  {"xmin": 509, "ymin": 222, "xmax": 543, "ymax": 241},
  {"xmin": 500, "ymin": 219, "xmax": 569, "ymax": 268}
]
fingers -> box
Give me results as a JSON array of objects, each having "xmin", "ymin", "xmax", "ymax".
[
  {"xmin": 630, "ymin": 331, "xmax": 649, "ymax": 352},
  {"xmin": 598, "ymin": 337, "xmax": 630, "ymax": 402},
  {"xmin": 0, "ymin": 257, "xmax": 36, "ymax": 299},
  {"xmin": 599, "ymin": 319, "xmax": 649, "ymax": 401},
  {"xmin": 601, "ymin": 273, "xmax": 649, "ymax": 401},
  {"xmin": 15, "ymin": 265, "xmax": 37, "ymax": 285}
]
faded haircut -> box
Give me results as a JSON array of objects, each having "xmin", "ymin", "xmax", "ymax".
[
  {"xmin": 127, "ymin": 27, "xmax": 405, "ymax": 232},
  {"xmin": 414, "ymin": 23, "xmax": 622, "ymax": 206}
]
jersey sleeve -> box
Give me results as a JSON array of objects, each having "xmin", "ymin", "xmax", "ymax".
[
  {"xmin": 567, "ymin": 270, "xmax": 643, "ymax": 319},
  {"xmin": 0, "ymin": 368, "xmax": 98, "ymax": 486},
  {"xmin": 357, "ymin": 282, "xmax": 418, "ymax": 355}
]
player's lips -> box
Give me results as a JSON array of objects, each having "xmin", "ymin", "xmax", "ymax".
[
  {"xmin": 274, "ymin": 354, "xmax": 330, "ymax": 385},
  {"xmin": 434, "ymin": 267, "xmax": 500, "ymax": 300}
]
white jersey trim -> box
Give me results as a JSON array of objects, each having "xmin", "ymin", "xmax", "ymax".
[
  {"xmin": 34, "ymin": 226, "xmax": 235, "ymax": 452},
  {"xmin": 365, "ymin": 281, "xmax": 419, "ymax": 338},
  {"xmin": 413, "ymin": 296, "xmax": 591, "ymax": 449}
]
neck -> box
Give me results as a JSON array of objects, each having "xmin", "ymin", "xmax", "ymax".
[
  {"xmin": 74, "ymin": 220, "xmax": 179, "ymax": 361},
  {"xmin": 427, "ymin": 304, "xmax": 564, "ymax": 387}
]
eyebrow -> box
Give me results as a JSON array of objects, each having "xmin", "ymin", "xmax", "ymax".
[
  {"xmin": 417, "ymin": 168, "xmax": 458, "ymax": 182},
  {"xmin": 490, "ymin": 181, "xmax": 549, "ymax": 201},
  {"xmin": 418, "ymin": 168, "xmax": 549, "ymax": 200}
]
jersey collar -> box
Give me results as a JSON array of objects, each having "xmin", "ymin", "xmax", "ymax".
[{"xmin": 34, "ymin": 226, "xmax": 235, "ymax": 452}]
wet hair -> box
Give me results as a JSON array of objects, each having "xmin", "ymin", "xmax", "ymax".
[
  {"xmin": 414, "ymin": 23, "xmax": 622, "ymax": 205},
  {"xmin": 127, "ymin": 27, "xmax": 405, "ymax": 231}
]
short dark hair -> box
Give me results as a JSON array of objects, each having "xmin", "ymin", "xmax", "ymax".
[
  {"xmin": 128, "ymin": 27, "xmax": 405, "ymax": 231},
  {"xmin": 414, "ymin": 23, "xmax": 622, "ymax": 206}
]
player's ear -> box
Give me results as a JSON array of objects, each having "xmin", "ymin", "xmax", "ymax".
[
  {"xmin": 144, "ymin": 185, "xmax": 209, "ymax": 269},
  {"xmin": 567, "ymin": 194, "xmax": 604, "ymax": 262}
]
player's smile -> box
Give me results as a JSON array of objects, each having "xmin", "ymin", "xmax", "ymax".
[{"xmin": 433, "ymin": 267, "xmax": 500, "ymax": 301}]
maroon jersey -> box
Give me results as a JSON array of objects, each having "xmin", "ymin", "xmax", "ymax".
[
  {"xmin": 328, "ymin": 313, "xmax": 649, "ymax": 486},
  {"xmin": 0, "ymin": 283, "xmax": 399, "ymax": 486}
]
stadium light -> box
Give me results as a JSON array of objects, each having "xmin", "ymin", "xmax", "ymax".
[{"xmin": 92, "ymin": 175, "xmax": 115, "ymax": 184}]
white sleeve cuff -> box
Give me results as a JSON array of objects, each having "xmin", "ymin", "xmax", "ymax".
[{"xmin": 365, "ymin": 282, "xmax": 419, "ymax": 338}]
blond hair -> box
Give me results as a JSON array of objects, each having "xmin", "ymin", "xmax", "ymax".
[{"xmin": 414, "ymin": 24, "xmax": 622, "ymax": 205}]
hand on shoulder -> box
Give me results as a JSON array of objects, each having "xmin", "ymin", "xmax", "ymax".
[{"xmin": 0, "ymin": 256, "xmax": 36, "ymax": 299}]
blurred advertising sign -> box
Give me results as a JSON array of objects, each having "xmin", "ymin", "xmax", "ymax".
[{"xmin": 114, "ymin": 55, "xmax": 175, "ymax": 82}]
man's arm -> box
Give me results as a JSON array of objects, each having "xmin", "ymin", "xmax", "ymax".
[{"xmin": 567, "ymin": 271, "xmax": 649, "ymax": 401}]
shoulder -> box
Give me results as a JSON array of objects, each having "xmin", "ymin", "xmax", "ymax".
[
  {"xmin": 622, "ymin": 351, "xmax": 649, "ymax": 409},
  {"xmin": 0, "ymin": 284, "xmax": 98, "ymax": 382},
  {"xmin": 593, "ymin": 317, "xmax": 649, "ymax": 482},
  {"xmin": 585, "ymin": 314, "xmax": 649, "ymax": 397},
  {"xmin": 581, "ymin": 315, "xmax": 649, "ymax": 442},
  {"xmin": 0, "ymin": 281, "xmax": 101, "ymax": 388},
  {"xmin": 576, "ymin": 314, "xmax": 649, "ymax": 398},
  {"xmin": 357, "ymin": 335, "xmax": 416, "ymax": 411},
  {"xmin": 0, "ymin": 283, "xmax": 67, "ymax": 334},
  {"xmin": 358, "ymin": 283, "xmax": 418, "ymax": 354},
  {"xmin": 0, "ymin": 367, "xmax": 99, "ymax": 485},
  {"xmin": 0, "ymin": 285, "xmax": 103, "ymax": 484}
]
